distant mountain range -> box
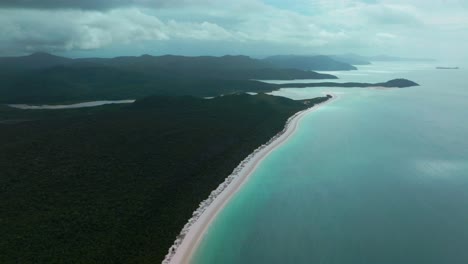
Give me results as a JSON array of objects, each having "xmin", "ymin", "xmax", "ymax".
[
  {"xmin": 0, "ymin": 52, "xmax": 340, "ymax": 81},
  {"xmin": 0, "ymin": 53, "xmax": 341, "ymax": 104},
  {"xmin": 262, "ymin": 55, "xmax": 358, "ymax": 71},
  {"xmin": 330, "ymin": 54, "xmax": 372, "ymax": 65},
  {"xmin": 0, "ymin": 52, "xmax": 359, "ymax": 72},
  {"xmin": 260, "ymin": 53, "xmax": 435, "ymax": 68},
  {"xmin": 365, "ymin": 55, "xmax": 435, "ymax": 62},
  {"xmin": 0, "ymin": 52, "xmax": 422, "ymax": 104},
  {"xmin": 331, "ymin": 53, "xmax": 435, "ymax": 64}
]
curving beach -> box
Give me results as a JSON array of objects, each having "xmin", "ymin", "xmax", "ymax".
[{"xmin": 163, "ymin": 93, "xmax": 338, "ymax": 264}]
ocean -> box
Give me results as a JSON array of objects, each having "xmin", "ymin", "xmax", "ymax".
[{"xmin": 191, "ymin": 62, "xmax": 468, "ymax": 264}]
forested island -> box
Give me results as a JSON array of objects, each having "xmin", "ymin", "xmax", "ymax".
[{"xmin": 1, "ymin": 93, "xmax": 331, "ymax": 263}]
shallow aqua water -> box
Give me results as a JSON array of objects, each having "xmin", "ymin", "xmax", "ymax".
[{"xmin": 192, "ymin": 62, "xmax": 468, "ymax": 264}]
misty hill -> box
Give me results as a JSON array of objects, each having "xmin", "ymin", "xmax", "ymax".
[
  {"xmin": 367, "ymin": 55, "xmax": 435, "ymax": 62},
  {"xmin": 330, "ymin": 53, "xmax": 436, "ymax": 64},
  {"xmin": 331, "ymin": 54, "xmax": 372, "ymax": 65},
  {"xmin": 79, "ymin": 54, "xmax": 273, "ymax": 70},
  {"xmin": 263, "ymin": 55, "xmax": 357, "ymax": 71},
  {"xmin": 336, "ymin": 53, "xmax": 435, "ymax": 62},
  {"xmin": 0, "ymin": 52, "xmax": 73, "ymax": 70},
  {"xmin": 0, "ymin": 53, "xmax": 336, "ymax": 80},
  {"xmin": 0, "ymin": 93, "xmax": 331, "ymax": 263}
]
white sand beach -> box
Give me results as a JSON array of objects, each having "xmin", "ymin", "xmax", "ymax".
[{"xmin": 163, "ymin": 93, "xmax": 337, "ymax": 264}]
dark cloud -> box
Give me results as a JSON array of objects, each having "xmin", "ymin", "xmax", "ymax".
[{"xmin": 0, "ymin": 0, "xmax": 197, "ymax": 10}]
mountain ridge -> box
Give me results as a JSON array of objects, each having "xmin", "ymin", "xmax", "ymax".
[{"xmin": 263, "ymin": 55, "xmax": 358, "ymax": 71}]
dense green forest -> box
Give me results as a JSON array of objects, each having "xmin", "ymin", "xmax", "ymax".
[{"xmin": 0, "ymin": 93, "xmax": 331, "ymax": 264}]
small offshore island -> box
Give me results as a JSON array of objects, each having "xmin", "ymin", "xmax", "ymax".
[{"xmin": 436, "ymin": 66, "xmax": 459, "ymax": 70}]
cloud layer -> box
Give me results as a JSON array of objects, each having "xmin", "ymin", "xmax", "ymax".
[
  {"xmin": 0, "ymin": 0, "xmax": 467, "ymax": 59},
  {"xmin": 0, "ymin": 0, "xmax": 210, "ymax": 10}
]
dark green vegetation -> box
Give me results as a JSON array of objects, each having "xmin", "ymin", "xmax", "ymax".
[
  {"xmin": 0, "ymin": 93, "xmax": 331, "ymax": 264},
  {"xmin": 278, "ymin": 78, "xmax": 420, "ymax": 88},
  {"xmin": 0, "ymin": 53, "xmax": 337, "ymax": 104},
  {"xmin": 263, "ymin": 55, "xmax": 358, "ymax": 71},
  {"xmin": 379, "ymin": 79, "xmax": 420, "ymax": 88}
]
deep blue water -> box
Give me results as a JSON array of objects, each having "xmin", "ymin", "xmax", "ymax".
[{"xmin": 192, "ymin": 62, "xmax": 468, "ymax": 264}]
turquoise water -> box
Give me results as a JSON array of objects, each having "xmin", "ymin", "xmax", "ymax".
[{"xmin": 191, "ymin": 62, "xmax": 468, "ymax": 264}]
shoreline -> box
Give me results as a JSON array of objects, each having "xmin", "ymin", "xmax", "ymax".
[
  {"xmin": 163, "ymin": 93, "xmax": 338, "ymax": 264},
  {"xmin": 7, "ymin": 100, "xmax": 135, "ymax": 110}
]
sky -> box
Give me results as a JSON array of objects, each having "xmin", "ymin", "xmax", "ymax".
[{"xmin": 1, "ymin": 0, "xmax": 467, "ymax": 60}]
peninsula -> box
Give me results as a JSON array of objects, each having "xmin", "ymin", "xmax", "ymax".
[
  {"xmin": 0, "ymin": 93, "xmax": 331, "ymax": 264},
  {"xmin": 277, "ymin": 79, "xmax": 420, "ymax": 89}
]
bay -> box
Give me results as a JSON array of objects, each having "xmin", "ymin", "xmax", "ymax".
[{"xmin": 191, "ymin": 62, "xmax": 468, "ymax": 264}]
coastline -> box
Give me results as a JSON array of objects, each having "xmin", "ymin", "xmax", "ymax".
[
  {"xmin": 163, "ymin": 93, "xmax": 338, "ymax": 264},
  {"xmin": 7, "ymin": 100, "xmax": 135, "ymax": 110}
]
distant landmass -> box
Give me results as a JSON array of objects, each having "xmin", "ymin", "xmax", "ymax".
[
  {"xmin": 75, "ymin": 54, "xmax": 326, "ymax": 79},
  {"xmin": 263, "ymin": 55, "xmax": 357, "ymax": 71},
  {"xmin": 331, "ymin": 54, "xmax": 372, "ymax": 65},
  {"xmin": 277, "ymin": 79, "xmax": 419, "ymax": 88},
  {"xmin": 330, "ymin": 53, "xmax": 435, "ymax": 64},
  {"xmin": 0, "ymin": 53, "xmax": 336, "ymax": 81},
  {"xmin": 0, "ymin": 52, "xmax": 72, "ymax": 70},
  {"xmin": 364, "ymin": 55, "xmax": 435, "ymax": 62},
  {"xmin": 436, "ymin": 66, "xmax": 459, "ymax": 70},
  {"xmin": 261, "ymin": 53, "xmax": 436, "ymax": 68},
  {"xmin": 0, "ymin": 53, "xmax": 420, "ymax": 104},
  {"xmin": 0, "ymin": 53, "xmax": 338, "ymax": 104}
]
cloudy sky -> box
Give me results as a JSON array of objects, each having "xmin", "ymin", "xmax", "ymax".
[{"xmin": 1, "ymin": 0, "xmax": 467, "ymax": 59}]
